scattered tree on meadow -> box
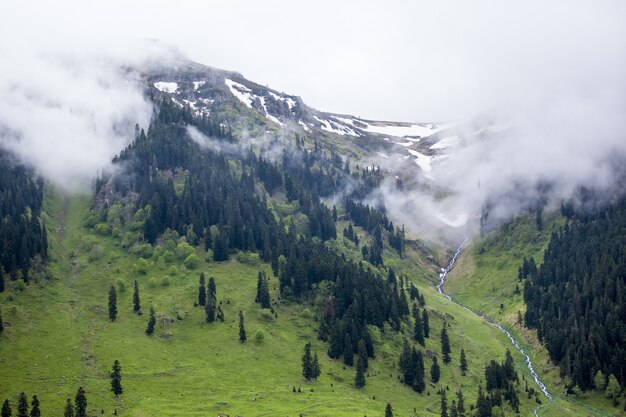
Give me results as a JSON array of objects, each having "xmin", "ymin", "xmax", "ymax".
[
  {"xmin": 422, "ymin": 309, "xmax": 430, "ymax": 338},
  {"xmin": 198, "ymin": 274, "xmax": 206, "ymax": 306},
  {"xmin": 16, "ymin": 393, "xmax": 27, "ymax": 417},
  {"xmin": 343, "ymin": 334, "xmax": 353, "ymax": 366},
  {"xmin": 431, "ymin": 356, "xmax": 441, "ymax": 383},
  {"xmin": 146, "ymin": 307, "xmax": 156, "ymax": 335},
  {"xmin": 255, "ymin": 271, "xmax": 271, "ymax": 309},
  {"xmin": 440, "ymin": 391, "xmax": 448, "ymax": 417},
  {"xmin": 108, "ymin": 285, "xmax": 117, "ymax": 321},
  {"xmin": 205, "ymin": 298, "xmax": 215, "ymax": 323},
  {"xmin": 311, "ymin": 352, "xmax": 321, "ymax": 379},
  {"xmin": 74, "ymin": 387, "xmax": 87, "ymax": 417},
  {"xmin": 441, "ymin": 323, "xmax": 451, "ymax": 364},
  {"xmin": 357, "ymin": 339, "xmax": 368, "ymax": 370},
  {"xmin": 413, "ymin": 309, "xmax": 424, "ymax": 346},
  {"xmin": 207, "ymin": 277, "xmax": 216, "ymax": 301},
  {"xmin": 111, "ymin": 360, "xmax": 123, "ymax": 396},
  {"xmin": 355, "ymin": 356, "xmax": 366, "ymax": 388},
  {"xmin": 460, "ymin": 349, "xmax": 468, "ymax": 375},
  {"xmin": 456, "ymin": 390, "xmax": 466, "ymax": 417},
  {"xmin": 385, "ymin": 402, "xmax": 393, "ymax": 417},
  {"xmin": 1, "ymin": 400, "xmax": 10, "ymax": 417},
  {"xmin": 29, "ymin": 396, "xmax": 40, "ymax": 417},
  {"xmin": 133, "ymin": 280, "xmax": 141, "ymax": 314},
  {"xmin": 302, "ymin": 342, "xmax": 316, "ymax": 380},
  {"xmin": 63, "ymin": 398, "xmax": 74, "ymax": 417},
  {"xmin": 238, "ymin": 310, "xmax": 247, "ymax": 343}
]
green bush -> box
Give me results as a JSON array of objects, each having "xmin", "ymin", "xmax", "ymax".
[
  {"xmin": 254, "ymin": 330, "xmax": 265, "ymax": 345},
  {"xmin": 116, "ymin": 278, "xmax": 126, "ymax": 292},
  {"xmin": 260, "ymin": 308, "xmax": 274, "ymax": 322},
  {"xmin": 168, "ymin": 266, "xmax": 179, "ymax": 276},
  {"xmin": 94, "ymin": 223, "xmax": 111, "ymax": 235},
  {"xmin": 183, "ymin": 253, "xmax": 200, "ymax": 269},
  {"xmin": 148, "ymin": 277, "xmax": 158, "ymax": 288},
  {"xmin": 161, "ymin": 276, "xmax": 170, "ymax": 287}
]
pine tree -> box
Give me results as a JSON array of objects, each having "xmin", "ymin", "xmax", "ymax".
[
  {"xmin": 414, "ymin": 311, "xmax": 424, "ymax": 346},
  {"xmin": 413, "ymin": 349, "xmax": 426, "ymax": 393},
  {"xmin": 456, "ymin": 390, "xmax": 465, "ymax": 417},
  {"xmin": 74, "ymin": 387, "xmax": 87, "ymax": 417},
  {"xmin": 133, "ymin": 280, "xmax": 141, "ymax": 314},
  {"xmin": 385, "ymin": 402, "xmax": 393, "ymax": 417},
  {"xmin": 146, "ymin": 307, "xmax": 156, "ymax": 335},
  {"xmin": 422, "ymin": 309, "xmax": 430, "ymax": 338},
  {"xmin": 441, "ymin": 323, "xmax": 451, "ymax": 364},
  {"xmin": 63, "ymin": 399, "xmax": 74, "ymax": 417},
  {"xmin": 16, "ymin": 393, "xmax": 27, "ymax": 417},
  {"xmin": 357, "ymin": 339, "xmax": 368, "ymax": 370},
  {"xmin": 355, "ymin": 356, "xmax": 366, "ymax": 388},
  {"xmin": 238, "ymin": 310, "xmax": 246, "ymax": 343},
  {"xmin": 302, "ymin": 342, "xmax": 313, "ymax": 380},
  {"xmin": 431, "ymin": 356, "xmax": 441, "ymax": 383},
  {"xmin": 111, "ymin": 360, "xmax": 123, "ymax": 396},
  {"xmin": 343, "ymin": 334, "xmax": 353, "ymax": 366},
  {"xmin": 0, "ymin": 307, "xmax": 3, "ymax": 333},
  {"xmin": 198, "ymin": 274, "xmax": 206, "ymax": 306},
  {"xmin": 108, "ymin": 285, "xmax": 117, "ymax": 321},
  {"xmin": 450, "ymin": 400, "xmax": 458, "ymax": 417},
  {"xmin": 1, "ymin": 400, "xmax": 10, "ymax": 417},
  {"xmin": 460, "ymin": 349, "xmax": 468, "ymax": 375},
  {"xmin": 255, "ymin": 271, "xmax": 271, "ymax": 309},
  {"xmin": 29, "ymin": 396, "xmax": 40, "ymax": 417}
]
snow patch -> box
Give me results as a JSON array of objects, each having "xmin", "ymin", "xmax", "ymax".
[
  {"xmin": 225, "ymin": 79, "xmax": 253, "ymax": 108},
  {"xmin": 430, "ymin": 135, "xmax": 459, "ymax": 150},
  {"xmin": 154, "ymin": 82, "xmax": 178, "ymax": 93},
  {"xmin": 298, "ymin": 120, "xmax": 309, "ymax": 132},
  {"xmin": 313, "ymin": 116, "xmax": 359, "ymax": 136},
  {"xmin": 193, "ymin": 81, "xmax": 206, "ymax": 90}
]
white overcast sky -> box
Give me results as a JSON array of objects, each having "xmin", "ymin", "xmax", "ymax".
[{"xmin": 3, "ymin": 0, "xmax": 625, "ymax": 122}]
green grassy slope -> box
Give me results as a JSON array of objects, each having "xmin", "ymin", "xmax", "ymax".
[
  {"xmin": 0, "ymin": 189, "xmax": 557, "ymax": 417},
  {"xmin": 445, "ymin": 214, "xmax": 625, "ymax": 416}
]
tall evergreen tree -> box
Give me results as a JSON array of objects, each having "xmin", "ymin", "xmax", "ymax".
[
  {"xmin": 385, "ymin": 403, "xmax": 393, "ymax": 417},
  {"xmin": 431, "ymin": 356, "xmax": 441, "ymax": 383},
  {"xmin": 412, "ymin": 349, "xmax": 426, "ymax": 393},
  {"xmin": 111, "ymin": 360, "xmax": 123, "ymax": 396},
  {"xmin": 440, "ymin": 391, "xmax": 448, "ymax": 417},
  {"xmin": 238, "ymin": 310, "xmax": 247, "ymax": 343},
  {"xmin": 146, "ymin": 307, "xmax": 156, "ymax": 335},
  {"xmin": 133, "ymin": 280, "xmax": 141, "ymax": 314},
  {"xmin": 255, "ymin": 271, "xmax": 271, "ymax": 309},
  {"xmin": 207, "ymin": 277, "xmax": 216, "ymax": 301},
  {"xmin": 0, "ymin": 307, "xmax": 3, "ymax": 333},
  {"xmin": 456, "ymin": 390, "xmax": 465, "ymax": 417},
  {"xmin": 74, "ymin": 387, "xmax": 87, "ymax": 417},
  {"xmin": 16, "ymin": 393, "xmax": 27, "ymax": 417},
  {"xmin": 29, "ymin": 396, "xmax": 39, "ymax": 417},
  {"xmin": 198, "ymin": 274, "xmax": 206, "ymax": 306},
  {"xmin": 63, "ymin": 399, "xmax": 74, "ymax": 417},
  {"xmin": 302, "ymin": 342, "xmax": 313, "ymax": 380},
  {"xmin": 312, "ymin": 352, "xmax": 321, "ymax": 379},
  {"xmin": 205, "ymin": 297, "xmax": 216, "ymax": 323},
  {"xmin": 422, "ymin": 309, "xmax": 430, "ymax": 338},
  {"xmin": 450, "ymin": 400, "xmax": 458, "ymax": 417},
  {"xmin": 441, "ymin": 323, "xmax": 451, "ymax": 364},
  {"xmin": 355, "ymin": 356, "xmax": 366, "ymax": 388},
  {"xmin": 460, "ymin": 349, "xmax": 468, "ymax": 375},
  {"xmin": 108, "ymin": 285, "xmax": 117, "ymax": 321},
  {"xmin": 413, "ymin": 311, "xmax": 424, "ymax": 346},
  {"xmin": 343, "ymin": 334, "xmax": 353, "ymax": 366},
  {"xmin": 1, "ymin": 400, "xmax": 10, "ymax": 417},
  {"xmin": 357, "ymin": 339, "xmax": 368, "ymax": 370}
]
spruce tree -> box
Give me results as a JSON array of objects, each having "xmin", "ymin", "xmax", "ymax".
[
  {"xmin": 450, "ymin": 400, "xmax": 458, "ymax": 417},
  {"xmin": 111, "ymin": 360, "xmax": 123, "ymax": 396},
  {"xmin": 355, "ymin": 356, "xmax": 366, "ymax": 388},
  {"xmin": 63, "ymin": 399, "xmax": 74, "ymax": 417},
  {"xmin": 414, "ymin": 311, "xmax": 424, "ymax": 346},
  {"xmin": 205, "ymin": 297, "xmax": 215, "ymax": 323},
  {"xmin": 422, "ymin": 309, "xmax": 430, "ymax": 338},
  {"xmin": 413, "ymin": 349, "xmax": 426, "ymax": 393},
  {"xmin": 238, "ymin": 310, "xmax": 246, "ymax": 343},
  {"xmin": 385, "ymin": 402, "xmax": 393, "ymax": 417},
  {"xmin": 0, "ymin": 307, "xmax": 3, "ymax": 333},
  {"xmin": 146, "ymin": 307, "xmax": 156, "ymax": 335},
  {"xmin": 208, "ymin": 277, "xmax": 216, "ymax": 301},
  {"xmin": 108, "ymin": 285, "xmax": 117, "ymax": 321},
  {"xmin": 302, "ymin": 342, "xmax": 313, "ymax": 380},
  {"xmin": 16, "ymin": 393, "xmax": 27, "ymax": 417},
  {"xmin": 29, "ymin": 396, "xmax": 40, "ymax": 417},
  {"xmin": 456, "ymin": 391, "xmax": 465, "ymax": 417},
  {"xmin": 441, "ymin": 323, "xmax": 451, "ymax": 364},
  {"xmin": 198, "ymin": 274, "xmax": 206, "ymax": 306},
  {"xmin": 255, "ymin": 272, "xmax": 271, "ymax": 309},
  {"xmin": 357, "ymin": 339, "xmax": 368, "ymax": 370},
  {"xmin": 312, "ymin": 352, "xmax": 321, "ymax": 379},
  {"xmin": 459, "ymin": 349, "xmax": 468, "ymax": 375},
  {"xmin": 431, "ymin": 356, "xmax": 441, "ymax": 383},
  {"xmin": 133, "ymin": 280, "xmax": 141, "ymax": 314},
  {"xmin": 1, "ymin": 400, "xmax": 10, "ymax": 417},
  {"xmin": 440, "ymin": 391, "xmax": 448, "ymax": 417},
  {"xmin": 74, "ymin": 387, "xmax": 87, "ymax": 417},
  {"xmin": 0, "ymin": 273, "xmax": 4, "ymax": 293},
  {"xmin": 343, "ymin": 334, "xmax": 353, "ymax": 366}
]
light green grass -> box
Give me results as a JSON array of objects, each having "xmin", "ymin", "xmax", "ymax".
[{"xmin": 0, "ymin": 189, "xmax": 558, "ymax": 416}]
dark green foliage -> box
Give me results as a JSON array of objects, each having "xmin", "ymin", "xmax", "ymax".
[
  {"xmin": 355, "ymin": 356, "xmax": 366, "ymax": 388},
  {"xmin": 205, "ymin": 297, "xmax": 215, "ymax": 323},
  {"xmin": 456, "ymin": 390, "xmax": 465, "ymax": 417},
  {"xmin": 441, "ymin": 323, "xmax": 451, "ymax": 364},
  {"xmin": 63, "ymin": 399, "xmax": 74, "ymax": 417},
  {"xmin": 357, "ymin": 339, "xmax": 368, "ymax": 370},
  {"xmin": 460, "ymin": 349, "xmax": 468, "ymax": 375},
  {"xmin": 311, "ymin": 352, "xmax": 321, "ymax": 379},
  {"xmin": 0, "ymin": 149, "xmax": 47, "ymax": 279},
  {"xmin": 523, "ymin": 198, "xmax": 626, "ymax": 390},
  {"xmin": 16, "ymin": 393, "xmax": 27, "ymax": 417},
  {"xmin": 74, "ymin": 387, "xmax": 87, "ymax": 417},
  {"xmin": 413, "ymin": 309, "xmax": 424, "ymax": 346},
  {"xmin": 1, "ymin": 399, "xmax": 10, "ymax": 417},
  {"xmin": 302, "ymin": 342, "xmax": 315, "ymax": 380},
  {"xmin": 0, "ymin": 307, "xmax": 3, "ymax": 333},
  {"xmin": 255, "ymin": 271, "xmax": 271, "ymax": 308},
  {"xmin": 431, "ymin": 356, "xmax": 441, "ymax": 383},
  {"xmin": 0, "ymin": 273, "xmax": 4, "ymax": 293},
  {"xmin": 133, "ymin": 280, "xmax": 141, "ymax": 314},
  {"xmin": 198, "ymin": 274, "xmax": 206, "ymax": 306},
  {"xmin": 146, "ymin": 307, "xmax": 156, "ymax": 335},
  {"xmin": 475, "ymin": 385, "xmax": 491, "ymax": 417},
  {"xmin": 385, "ymin": 402, "xmax": 393, "ymax": 417},
  {"xmin": 108, "ymin": 285, "xmax": 117, "ymax": 321},
  {"xmin": 29, "ymin": 396, "xmax": 39, "ymax": 417},
  {"xmin": 207, "ymin": 277, "xmax": 216, "ymax": 302},
  {"xmin": 111, "ymin": 360, "xmax": 123, "ymax": 396},
  {"xmin": 238, "ymin": 310, "xmax": 246, "ymax": 343},
  {"xmin": 440, "ymin": 391, "xmax": 448, "ymax": 417},
  {"xmin": 399, "ymin": 340, "xmax": 425, "ymax": 392},
  {"xmin": 422, "ymin": 309, "xmax": 430, "ymax": 338},
  {"xmin": 481, "ymin": 351, "xmax": 519, "ymax": 413},
  {"xmin": 343, "ymin": 334, "xmax": 353, "ymax": 366}
]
